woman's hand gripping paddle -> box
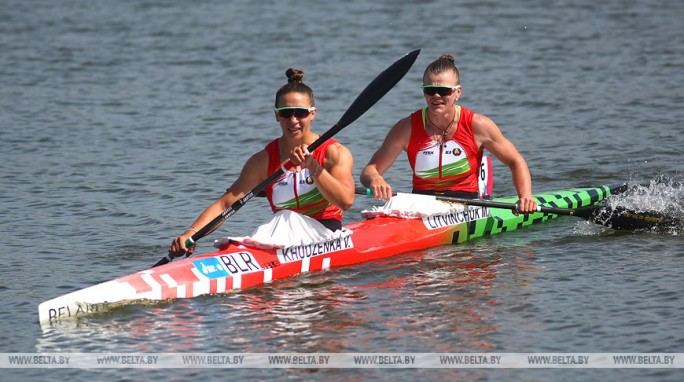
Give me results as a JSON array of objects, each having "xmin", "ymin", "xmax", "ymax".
[{"xmin": 153, "ymin": 49, "xmax": 421, "ymax": 268}]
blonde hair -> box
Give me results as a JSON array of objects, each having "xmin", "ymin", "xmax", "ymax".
[{"xmin": 423, "ymin": 54, "xmax": 460, "ymax": 84}]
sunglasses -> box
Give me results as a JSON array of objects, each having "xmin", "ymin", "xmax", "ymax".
[
  {"xmin": 421, "ymin": 85, "xmax": 461, "ymax": 96},
  {"xmin": 275, "ymin": 106, "xmax": 316, "ymax": 119}
]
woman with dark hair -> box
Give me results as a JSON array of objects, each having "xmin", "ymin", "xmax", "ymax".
[{"xmin": 170, "ymin": 68, "xmax": 355, "ymax": 257}]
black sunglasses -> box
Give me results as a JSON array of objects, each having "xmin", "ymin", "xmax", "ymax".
[
  {"xmin": 421, "ymin": 85, "xmax": 460, "ymax": 96},
  {"xmin": 275, "ymin": 106, "xmax": 316, "ymax": 119}
]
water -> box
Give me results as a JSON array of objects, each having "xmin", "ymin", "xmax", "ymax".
[{"xmin": 1, "ymin": 0, "xmax": 683, "ymax": 380}]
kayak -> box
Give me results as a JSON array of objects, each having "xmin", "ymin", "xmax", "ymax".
[{"xmin": 38, "ymin": 183, "xmax": 625, "ymax": 326}]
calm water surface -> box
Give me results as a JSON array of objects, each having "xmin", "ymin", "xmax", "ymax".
[{"xmin": 1, "ymin": 0, "xmax": 683, "ymax": 380}]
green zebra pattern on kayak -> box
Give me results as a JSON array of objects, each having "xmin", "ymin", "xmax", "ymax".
[{"xmin": 449, "ymin": 184, "xmax": 622, "ymax": 244}]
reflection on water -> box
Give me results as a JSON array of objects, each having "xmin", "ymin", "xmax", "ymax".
[
  {"xmin": 37, "ymin": 244, "xmax": 543, "ymax": 355},
  {"xmin": 36, "ymin": 178, "xmax": 682, "ymax": 356}
]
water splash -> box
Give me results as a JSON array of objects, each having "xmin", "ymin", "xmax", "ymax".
[
  {"xmin": 614, "ymin": 175, "xmax": 683, "ymax": 215},
  {"xmin": 574, "ymin": 175, "xmax": 683, "ymax": 236}
]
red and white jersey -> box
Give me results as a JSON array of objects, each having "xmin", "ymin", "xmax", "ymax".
[
  {"xmin": 407, "ymin": 107, "xmax": 482, "ymax": 194},
  {"xmin": 264, "ymin": 138, "xmax": 342, "ymax": 221}
]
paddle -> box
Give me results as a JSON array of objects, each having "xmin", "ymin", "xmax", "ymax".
[
  {"xmin": 355, "ymin": 186, "xmax": 681, "ymax": 231},
  {"xmin": 153, "ymin": 49, "xmax": 421, "ymax": 268}
]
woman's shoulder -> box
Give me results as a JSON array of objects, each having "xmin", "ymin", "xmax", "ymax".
[
  {"xmin": 245, "ymin": 147, "xmax": 270, "ymax": 167},
  {"xmin": 325, "ymin": 139, "xmax": 352, "ymax": 156},
  {"xmin": 471, "ymin": 111, "xmax": 495, "ymax": 127}
]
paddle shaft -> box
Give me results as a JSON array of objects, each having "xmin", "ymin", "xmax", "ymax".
[
  {"xmin": 356, "ymin": 186, "xmax": 680, "ymax": 230},
  {"xmin": 153, "ymin": 50, "xmax": 421, "ymax": 268},
  {"xmin": 433, "ymin": 195, "xmax": 587, "ymax": 216},
  {"xmin": 354, "ymin": 186, "xmax": 579, "ymax": 215}
]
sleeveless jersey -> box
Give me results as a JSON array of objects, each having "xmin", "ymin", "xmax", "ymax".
[
  {"xmin": 407, "ymin": 107, "xmax": 482, "ymax": 193},
  {"xmin": 264, "ymin": 138, "xmax": 343, "ymax": 221}
]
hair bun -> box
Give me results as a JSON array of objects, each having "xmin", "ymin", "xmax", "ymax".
[
  {"xmin": 286, "ymin": 68, "xmax": 305, "ymax": 83},
  {"xmin": 439, "ymin": 54, "xmax": 456, "ymax": 64}
]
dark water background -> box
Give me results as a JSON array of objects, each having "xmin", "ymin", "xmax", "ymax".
[{"xmin": 1, "ymin": 0, "xmax": 682, "ymax": 380}]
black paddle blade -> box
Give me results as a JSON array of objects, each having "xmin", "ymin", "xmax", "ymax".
[
  {"xmin": 313, "ymin": 49, "xmax": 420, "ymax": 150},
  {"xmin": 338, "ymin": 49, "xmax": 420, "ymax": 128},
  {"xmin": 588, "ymin": 206, "xmax": 681, "ymax": 231}
]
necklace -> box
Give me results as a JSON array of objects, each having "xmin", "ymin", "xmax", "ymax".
[{"xmin": 426, "ymin": 107, "xmax": 460, "ymax": 144}]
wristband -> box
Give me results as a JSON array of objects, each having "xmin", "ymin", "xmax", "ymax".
[{"xmin": 186, "ymin": 227, "xmax": 198, "ymax": 235}]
